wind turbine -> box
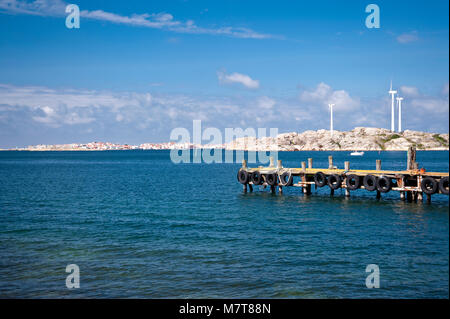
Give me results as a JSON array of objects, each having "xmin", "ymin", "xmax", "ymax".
[
  {"xmin": 388, "ymin": 81, "xmax": 397, "ymax": 131},
  {"xmin": 328, "ymin": 103, "xmax": 335, "ymax": 136},
  {"xmin": 396, "ymin": 96, "xmax": 404, "ymax": 132}
]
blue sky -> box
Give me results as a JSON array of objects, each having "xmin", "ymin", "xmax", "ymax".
[{"xmin": 0, "ymin": 0, "xmax": 448, "ymax": 147}]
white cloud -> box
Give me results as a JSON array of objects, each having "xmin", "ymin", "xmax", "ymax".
[
  {"xmin": 217, "ymin": 71, "xmax": 260, "ymax": 89},
  {"xmin": 396, "ymin": 31, "xmax": 419, "ymax": 44},
  {"xmin": 410, "ymin": 98, "xmax": 448, "ymax": 113},
  {"xmin": 300, "ymin": 82, "xmax": 331, "ymax": 102},
  {"xmin": 299, "ymin": 82, "xmax": 360, "ymax": 111},
  {"xmin": 0, "ymin": 0, "xmax": 275, "ymax": 39},
  {"xmin": 257, "ymin": 96, "xmax": 276, "ymax": 109},
  {"xmin": 400, "ymin": 85, "xmax": 420, "ymax": 97}
]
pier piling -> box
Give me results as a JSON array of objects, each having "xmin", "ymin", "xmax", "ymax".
[
  {"xmin": 417, "ymin": 191, "xmax": 423, "ymax": 202},
  {"xmin": 376, "ymin": 159, "xmax": 382, "ymax": 171},
  {"xmin": 270, "ymin": 185, "xmax": 275, "ymax": 194},
  {"xmin": 344, "ymin": 161, "xmax": 350, "ymax": 197},
  {"xmin": 407, "ymin": 146, "xmax": 417, "ymax": 170},
  {"xmin": 308, "ymin": 158, "xmax": 313, "ymax": 169}
]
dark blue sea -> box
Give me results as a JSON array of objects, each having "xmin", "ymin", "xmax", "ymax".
[{"xmin": 0, "ymin": 150, "xmax": 448, "ymax": 298}]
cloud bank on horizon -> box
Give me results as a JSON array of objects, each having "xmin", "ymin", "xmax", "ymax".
[{"xmin": 0, "ymin": 81, "xmax": 448, "ymax": 148}]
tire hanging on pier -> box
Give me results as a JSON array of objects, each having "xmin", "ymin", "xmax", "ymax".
[
  {"xmin": 439, "ymin": 176, "xmax": 449, "ymax": 195},
  {"xmin": 421, "ymin": 177, "xmax": 438, "ymax": 195},
  {"xmin": 327, "ymin": 174, "xmax": 342, "ymax": 190},
  {"xmin": 376, "ymin": 176, "xmax": 392, "ymax": 193},
  {"xmin": 237, "ymin": 170, "xmax": 249, "ymax": 184},
  {"xmin": 346, "ymin": 174, "xmax": 361, "ymax": 190},
  {"xmin": 266, "ymin": 173, "xmax": 278, "ymax": 186},
  {"xmin": 279, "ymin": 171, "xmax": 293, "ymax": 186},
  {"xmin": 363, "ymin": 175, "xmax": 377, "ymax": 191},
  {"xmin": 251, "ymin": 171, "xmax": 263, "ymax": 185},
  {"xmin": 314, "ymin": 172, "xmax": 327, "ymax": 187}
]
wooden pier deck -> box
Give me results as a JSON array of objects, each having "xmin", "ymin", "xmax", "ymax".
[{"xmin": 237, "ymin": 147, "xmax": 449, "ymax": 202}]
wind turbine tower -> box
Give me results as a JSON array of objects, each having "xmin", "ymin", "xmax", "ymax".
[
  {"xmin": 396, "ymin": 96, "xmax": 404, "ymax": 132},
  {"xmin": 388, "ymin": 81, "xmax": 397, "ymax": 131},
  {"xmin": 328, "ymin": 103, "xmax": 335, "ymax": 136}
]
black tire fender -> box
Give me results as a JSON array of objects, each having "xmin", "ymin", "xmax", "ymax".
[
  {"xmin": 363, "ymin": 175, "xmax": 377, "ymax": 191},
  {"xmin": 279, "ymin": 171, "xmax": 293, "ymax": 186},
  {"xmin": 266, "ymin": 173, "xmax": 278, "ymax": 186},
  {"xmin": 346, "ymin": 174, "xmax": 361, "ymax": 190},
  {"xmin": 421, "ymin": 177, "xmax": 438, "ymax": 195},
  {"xmin": 237, "ymin": 170, "xmax": 249, "ymax": 184},
  {"xmin": 328, "ymin": 174, "xmax": 342, "ymax": 190},
  {"xmin": 439, "ymin": 176, "xmax": 449, "ymax": 195},
  {"xmin": 314, "ymin": 172, "xmax": 327, "ymax": 187},
  {"xmin": 251, "ymin": 171, "xmax": 263, "ymax": 185},
  {"xmin": 376, "ymin": 176, "xmax": 392, "ymax": 193}
]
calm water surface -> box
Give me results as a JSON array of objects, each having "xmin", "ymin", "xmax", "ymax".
[{"xmin": 0, "ymin": 150, "xmax": 448, "ymax": 298}]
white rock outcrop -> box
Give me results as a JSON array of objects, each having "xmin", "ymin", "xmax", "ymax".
[{"xmin": 224, "ymin": 127, "xmax": 449, "ymax": 151}]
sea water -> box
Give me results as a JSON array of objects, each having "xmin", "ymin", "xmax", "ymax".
[{"xmin": 0, "ymin": 150, "xmax": 448, "ymax": 298}]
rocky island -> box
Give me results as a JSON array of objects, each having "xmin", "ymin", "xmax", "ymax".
[{"xmin": 225, "ymin": 127, "xmax": 449, "ymax": 151}]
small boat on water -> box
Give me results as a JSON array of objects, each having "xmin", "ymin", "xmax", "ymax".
[{"xmin": 350, "ymin": 151, "xmax": 364, "ymax": 156}]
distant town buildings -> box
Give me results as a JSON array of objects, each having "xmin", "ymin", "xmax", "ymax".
[{"xmin": 11, "ymin": 141, "xmax": 225, "ymax": 151}]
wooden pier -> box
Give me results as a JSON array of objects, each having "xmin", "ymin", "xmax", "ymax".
[{"xmin": 237, "ymin": 147, "xmax": 449, "ymax": 202}]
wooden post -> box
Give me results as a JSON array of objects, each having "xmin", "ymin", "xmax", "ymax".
[
  {"xmin": 328, "ymin": 155, "xmax": 333, "ymax": 169},
  {"xmin": 270, "ymin": 185, "xmax": 275, "ymax": 194},
  {"xmin": 407, "ymin": 146, "xmax": 416, "ymax": 170},
  {"xmin": 375, "ymin": 160, "xmax": 381, "ymax": 199},
  {"xmin": 426, "ymin": 194, "xmax": 431, "ymax": 203},
  {"xmin": 277, "ymin": 160, "xmax": 282, "ymax": 169},
  {"xmin": 300, "ymin": 161, "xmax": 307, "ymax": 193},
  {"xmin": 400, "ymin": 191, "xmax": 405, "ymax": 200},
  {"xmin": 344, "ymin": 161, "xmax": 350, "ymax": 197},
  {"xmin": 375, "ymin": 158, "xmax": 382, "ymax": 198},
  {"xmin": 417, "ymin": 191, "xmax": 423, "ymax": 202},
  {"xmin": 269, "ymin": 156, "xmax": 274, "ymax": 167},
  {"xmin": 277, "ymin": 160, "xmax": 282, "ymax": 193},
  {"xmin": 242, "ymin": 160, "xmax": 248, "ymax": 193},
  {"xmin": 308, "ymin": 158, "xmax": 313, "ymax": 169},
  {"xmin": 376, "ymin": 159, "xmax": 381, "ymax": 171},
  {"xmin": 406, "ymin": 191, "xmax": 412, "ymax": 202},
  {"xmin": 248, "ymin": 184, "xmax": 253, "ymax": 192},
  {"xmin": 330, "ymin": 189, "xmax": 334, "ymax": 196}
]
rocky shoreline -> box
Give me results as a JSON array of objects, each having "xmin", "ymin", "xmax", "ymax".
[
  {"xmin": 3, "ymin": 127, "xmax": 449, "ymax": 151},
  {"xmin": 225, "ymin": 127, "xmax": 449, "ymax": 151}
]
